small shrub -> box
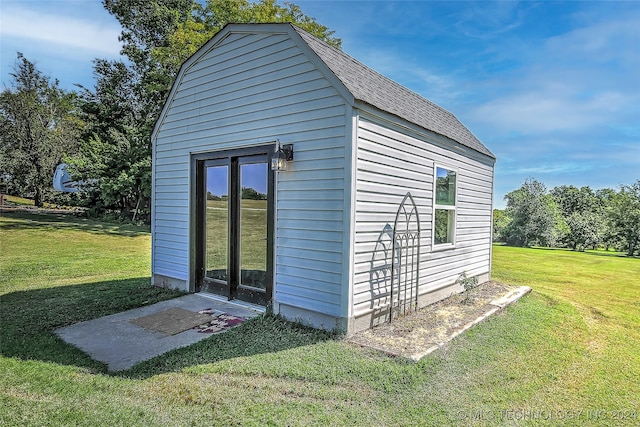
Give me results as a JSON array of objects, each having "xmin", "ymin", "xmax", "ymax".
[{"xmin": 456, "ymin": 271, "xmax": 479, "ymax": 304}]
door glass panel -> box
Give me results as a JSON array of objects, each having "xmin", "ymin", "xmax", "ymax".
[
  {"xmin": 239, "ymin": 162, "xmax": 268, "ymax": 289},
  {"xmin": 205, "ymin": 165, "xmax": 228, "ymax": 283}
]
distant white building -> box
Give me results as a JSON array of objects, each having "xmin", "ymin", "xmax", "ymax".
[{"xmin": 151, "ymin": 23, "xmax": 496, "ymax": 334}]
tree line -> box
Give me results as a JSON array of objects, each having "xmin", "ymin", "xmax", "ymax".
[
  {"xmin": 494, "ymin": 179, "xmax": 640, "ymax": 257},
  {"xmin": 206, "ymin": 187, "xmax": 266, "ymax": 201},
  {"xmin": 0, "ymin": 0, "xmax": 339, "ymax": 221}
]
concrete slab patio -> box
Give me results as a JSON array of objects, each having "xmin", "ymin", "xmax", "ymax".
[{"xmin": 56, "ymin": 293, "xmax": 263, "ymax": 371}]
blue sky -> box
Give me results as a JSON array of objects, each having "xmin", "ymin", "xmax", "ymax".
[
  {"xmin": 206, "ymin": 163, "xmax": 268, "ymax": 196},
  {"xmin": 1, "ymin": 0, "xmax": 638, "ymax": 208}
]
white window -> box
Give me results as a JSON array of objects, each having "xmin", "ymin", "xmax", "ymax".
[{"xmin": 433, "ymin": 166, "xmax": 457, "ymax": 247}]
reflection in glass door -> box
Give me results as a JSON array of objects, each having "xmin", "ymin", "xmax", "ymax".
[
  {"xmin": 239, "ymin": 162, "xmax": 268, "ymax": 290},
  {"xmin": 196, "ymin": 151, "xmax": 272, "ymax": 306},
  {"xmin": 204, "ymin": 164, "xmax": 229, "ymax": 284}
]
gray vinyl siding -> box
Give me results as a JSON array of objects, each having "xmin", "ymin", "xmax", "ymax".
[
  {"xmin": 352, "ymin": 112, "xmax": 494, "ymax": 317},
  {"xmin": 153, "ymin": 32, "xmax": 348, "ymax": 316}
]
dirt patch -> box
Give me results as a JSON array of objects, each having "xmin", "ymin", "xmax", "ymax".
[{"xmin": 349, "ymin": 281, "xmax": 529, "ymax": 360}]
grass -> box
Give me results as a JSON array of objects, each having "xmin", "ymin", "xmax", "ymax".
[
  {"xmin": 1, "ymin": 212, "xmax": 639, "ymax": 426},
  {"xmin": 492, "ymin": 245, "xmax": 640, "ymax": 418},
  {"xmin": 205, "ymin": 198, "xmax": 267, "ymax": 284},
  {"xmin": 1, "ymin": 194, "xmax": 71, "ymax": 209},
  {"xmin": 0, "ymin": 212, "xmax": 183, "ymax": 370},
  {"xmin": 2, "ymin": 194, "xmax": 35, "ymax": 206}
]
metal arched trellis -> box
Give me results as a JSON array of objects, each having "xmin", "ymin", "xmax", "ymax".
[{"xmin": 389, "ymin": 192, "xmax": 421, "ymax": 322}]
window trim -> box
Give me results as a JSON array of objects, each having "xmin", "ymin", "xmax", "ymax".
[{"xmin": 432, "ymin": 164, "xmax": 458, "ymax": 251}]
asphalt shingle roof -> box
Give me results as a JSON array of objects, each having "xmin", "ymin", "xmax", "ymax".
[{"xmin": 293, "ymin": 26, "xmax": 495, "ymax": 159}]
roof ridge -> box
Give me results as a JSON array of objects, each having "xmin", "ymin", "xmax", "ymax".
[
  {"xmin": 293, "ymin": 25, "xmax": 443, "ymax": 111},
  {"xmin": 291, "ymin": 24, "xmax": 495, "ymax": 159}
]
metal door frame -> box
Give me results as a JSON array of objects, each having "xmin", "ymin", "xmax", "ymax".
[{"xmin": 192, "ymin": 145, "xmax": 275, "ymax": 306}]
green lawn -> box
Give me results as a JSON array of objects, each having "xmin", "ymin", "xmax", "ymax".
[
  {"xmin": 1, "ymin": 213, "xmax": 638, "ymax": 426},
  {"xmin": 1, "ymin": 194, "xmax": 67, "ymax": 209},
  {"xmin": 205, "ymin": 199, "xmax": 267, "ymax": 283}
]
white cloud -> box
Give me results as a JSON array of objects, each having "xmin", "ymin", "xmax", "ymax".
[
  {"xmin": 350, "ymin": 47, "xmax": 467, "ymax": 106},
  {"xmin": 470, "ymin": 89, "xmax": 636, "ymax": 134},
  {"xmin": 467, "ymin": 12, "xmax": 640, "ymax": 136},
  {"xmin": 453, "ymin": 0, "xmax": 529, "ymax": 39},
  {"xmin": 544, "ymin": 15, "xmax": 640, "ymax": 65},
  {"xmin": 501, "ymin": 162, "xmax": 594, "ymax": 176},
  {"xmin": 1, "ymin": 3, "xmax": 121, "ymax": 57}
]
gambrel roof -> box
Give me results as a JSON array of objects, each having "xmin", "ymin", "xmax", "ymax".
[
  {"xmin": 293, "ymin": 26, "xmax": 494, "ymax": 158},
  {"xmin": 154, "ymin": 23, "xmax": 495, "ymax": 159}
]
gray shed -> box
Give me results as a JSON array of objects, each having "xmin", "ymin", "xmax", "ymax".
[{"xmin": 151, "ymin": 23, "xmax": 496, "ymax": 333}]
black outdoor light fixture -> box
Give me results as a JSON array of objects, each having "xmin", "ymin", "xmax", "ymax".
[{"xmin": 271, "ymin": 142, "xmax": 294, "ymax": 171}]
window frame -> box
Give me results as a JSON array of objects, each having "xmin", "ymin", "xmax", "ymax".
[{"xmin": 432, "ymin": 164, "xmax": 458, "ymax": 250}]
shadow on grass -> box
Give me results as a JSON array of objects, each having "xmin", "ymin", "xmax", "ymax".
[
  {"xmin": 583, "ymin": 250, "xmax": 636, "ymax": 258},
  {"xmin": 121, "ymin": 313, "xmax": 338, "ymax": 379},
  {"xmin": 498, "ymin": 244, "xmax": 635, "ymax": 259},
  {"xmin": 1, "ymin": 277, "xmax": 337, "ymax": 377},
  {"xmin": 0, "ymin": 211, "xmax": 149, "ymax": 237},
  {"xmin": 0, "ymin": 278, "xmax": 183, "ymax": 372}
]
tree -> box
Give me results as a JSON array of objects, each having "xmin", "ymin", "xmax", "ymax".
[
  {"xmin": 492, "ymin": 209, "xmax": 509, "ymax": 242},
  {"xmin": 595, "ymin": 187, "xmax": 622, "ymax": 251},
  {"xmin": 551, "ymin": 185, "xmax": 604, "ymax": 250},
  {"xmin": 70, "ymin": 0, "xmax": 339, "ymax": 221},
  {"xmin": 68, "ymin": 1, "xmax": 193, "ymax": 220},
  {"xmin": 501, "ymin": 178, "xmax": 566, "ymax": 247},
  {"xmin": 564, "ymin": 211, "xmax": 604, "ymax": 251},
  {"xmin": 70, "ymin": 59, "xmax": 153, "ymax": 219},
  {"xmin": 152, "ymin": 0, "xmax": 341, "ymax": 77},
  {"xmin": 608, "ymin": 181, "xmax": 640, "ymax": 256},
  {"xmin": 241, "ymin": 187, "xmax": 267, "ymax": 200},
  {"xmin": 550, "ymin": 185, "xmax": 598, "ymax": 216},
  {"xmin": 0, "ymin": 53, "xmax": 81, "ymax": 206}
]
